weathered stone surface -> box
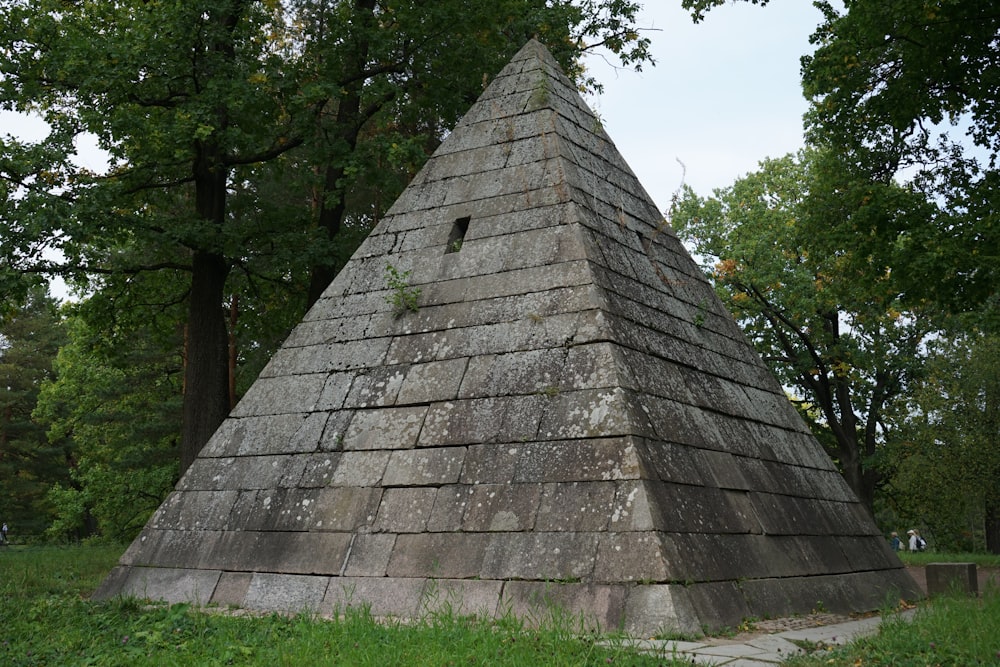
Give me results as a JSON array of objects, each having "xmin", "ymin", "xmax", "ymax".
[
  {"xmin": 117, "ymin": 567, "xmax": 221, "ymax": 605},
  {"xmin": 343, "ymin": 534, "xmax": 397, "ymax": 576},
  {"xmin": 419, "ymin": 397, "xmax": 544, "ymax": 447},
  {"xmin": 310, "ymin": 486, "xmax": 382, "ymax": 531},
  {"xmin": 481, "ymin": 532, "xmax": 599, "ymax": 580},
  {"xmin": 593, "ymin": 532, "xmax": 671, "ymax": 583},
  {"xmin": 386, "ymin": 533, "xmax": 491, "ymax": 578},
  {"xmin": 421, "ymin": 579, "xmax": 503, "ymax": 618},
  {"xmin": 244, "ymin": 573, "xmax": 330, "ymax": 613},
  {"xmin": 535, "ymin": 481, "xmax": 616, "ymax": 532},
  {"xmin": 502, "ymin": 581, "xmax": 626, "ymax": 630},
  {"xmin": 330, "ymin": 451, "xmax": 391, "ymax": 486},
  {"xmin": 343, "ymin": 367, "xmax": 407, "ymax": 408},
  {"xmin": 342, "ymin": 406, "xmax": 427, "ymax": 451},
  {"xmin": 926, "ymin": 562, "xmax": 978, "ymax": 596},
  {"xmin": 462, "ymin": 483, "xmax": 542, "ymax": 531},
  {"xmin": 210, "ymin": 572, "xmax": 253, "ymax": 606},
  {"xmin": 622, "ymin": 585, "xmax": 701, "ymax": 637},
  {"xmin": 382, "ymin": 447, "xmax": 466, "ymax": 486},
  {"xmin": 372, "ymin": 487, "xmax": 438, "ymax": 532},
  {"xmin": 324, "ymin": 577, "xmax": 427, "ymax": 618},
  {"xmin": 396, "ymin": 358, "xmax": 469, "ymax": 404}
]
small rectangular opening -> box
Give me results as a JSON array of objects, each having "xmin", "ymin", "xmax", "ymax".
[{"xmin": 446, "ymin": 216, "xmax": 471, "ymax": 253}]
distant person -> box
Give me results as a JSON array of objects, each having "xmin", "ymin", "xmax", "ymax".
[
  {"xmin": 890, "ymin": 531, "xmax": 902, "ymax": 551},
  {"xmin": 907, "ymin": 529, "xmax": 926, "ymax": 551},
  {"xmin": 1, "ymin": 522, "xmax": 7, "ymax": 544}
]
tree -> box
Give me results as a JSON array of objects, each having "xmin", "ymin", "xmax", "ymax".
[
  {"xmin": 672, "ymin": 151, "xmax": 935, "ymax": 513},
  {"xmin": 34, "ymin": 314, "xmax": 182, "ymax": 542},
  {"xmin": 0, "ymin": 1, "xmax": 651, "ymax": 476},
  {"xmin": 800, "ymin": 0, "xmax": 1000, "ymax": 321},
  {"xmin": 0, "ymin": 283, "xmax": 68, "ymax": 536},
  {"xmin": 886, "ymin": 334, "xmax": 1000, "ymax": 553},
  {"xmin": 681, "ymin": 0, "xmax": 1000, "ymax": 551}
]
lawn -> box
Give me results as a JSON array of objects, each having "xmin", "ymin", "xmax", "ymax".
[{"xmin": 2, "ymin": 544, "xmax": 998, "ymax": 666}]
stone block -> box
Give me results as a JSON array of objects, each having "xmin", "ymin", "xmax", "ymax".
[
  {"xmin": 421, "ymin": 579, "xmax": 503, "ymax": 618},
  {"xmin": 926, "ymin": 562, "xmax": 978, "ymax": 596},
  {"xmin": 90, "ymin": 566, "xmax": 131, "ymax": 601},
  {"xmin": 700, "ymin": 450, "xmax": 751, "ymax": 490},
  {"xmin": 396, "ymin": 358, "xmax": 469, "ymax": 404},
  {"xmin": 458, "ymin": 349, "xmax": 568, "ymax": 399},
  {"xmin": 373, "ymin": 487, "xmax": 438, "ymax": 532},
  {"xmin": 231, "ymin": 374, "xmax": 327, "ymax": 417},
  {"xmin": 640, "ymin": 440, "xmax": 708, "ymax": 486},
  {"xmin": 324, "ymin": 576, "xmax": 427, "ymax": 618},
  {"xmin": 593, "ymin": 532, "xmax": 671, "ymax": 583},
  {"xmin": 481, "ymin": 532, "xmax": 598, "ymax": 580},
  {"xmin": 284, "ymin": 314, "xmax": 374, "ymax": 347},
  {"xmin": 343, "ymin": 534, "xmax": 397, "ymax": 576},
  {"xmin": 211, "ymin": 572, "xmax": 253, "ymax": 607},
  {"xmin": 150, "ymin": 490, "xmax": 238, "ymax": 531},
  {"xmin": 536, "ymin": 388, "xmax": 638, "ymax": 440},
  {"xmin": 118, "ymin": 566, "xmax": 221, "ymax": 605},
  {"xmin": 128, "ymin": 529, "xmax": 221, "ymax": 570},
  {"xmin": 319, "ymin": 412, "xmax": 354, "ymax": 452},
  {"xmin": 386, "ymin": 533, "xmax": 491, "ymax": 578},
  {"xmin": 460, "ymin": 445, "xmax": 521, "ymax": 484},
  {"xmin": 501, "ymin": 581, "xmax": 626, "ymax": 631},
  {"xmin": 513, "ymin": 438, "xmax": 643, "ymax": 483},
  {"xmin": 684, "ymin": 581, "xmax": 752, "ymax": 633},
  {"xmin": 647, "ymin": 483, "xmax": 759, "ymax": 534},
  {"xmin": 342, "ymin": 406, "xmax": 427, "ymax": 451},
  {"xmin": 426, "ymin": 485, "xmax": 470, "ymax": 531},
  {"xmin": 210, "ymin": 532, "xmax": 350, "ymax": 575},
  {"xmin": 330, "ymin": 451, "xmax": 391, "ymax": 486},
  {"xmin": 535, "ymin": 482, "xmax": 616, "ymax": 532},
  {"xmin": 419, "ymin": 396, "xmax": 544, "ymax": 447},
  {"xmin": 382, "ymin": 447, "xmax": 466, "ymax": 486},
  {"xmin": 608, "ymin": 481, "xmax": 657, "ymax": 531},
  {"xmin": 316, "ymin": 372, "xmax": 355, "ymax": 410},
  {"xmin": 343, "ymin": 366, "xmax": 407, "ymax": 408},
  {"xmin": 462, "ymin": 483, "xmax": 542, "ymax": 531},
  {"xmin": 622, "ymin": 585, "xmax": 701, "ymax": 638},
  {"xmin": 297, "ymin": 453, "xmax": 342, "ymax": 488},
  {"xmin": 244, "ymin": 573, "xmax": 330, "ymax": 613},
  {"xmin": 310, "ymin": 486, "xmax": 382, "ymax": 531}
]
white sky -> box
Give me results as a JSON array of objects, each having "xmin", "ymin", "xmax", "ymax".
[{"xmin": 585, "ymin": 0, "xmax": 824, "ymax": 210}]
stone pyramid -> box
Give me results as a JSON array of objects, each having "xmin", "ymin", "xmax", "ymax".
[{"xmin": 95, "ymin": 40, "xmax": 921, "ymax": 635}]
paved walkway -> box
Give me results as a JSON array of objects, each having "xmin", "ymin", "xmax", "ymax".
[{"xmin": 605, "ymin": 610, "xmax": 917, "ymax": 665}]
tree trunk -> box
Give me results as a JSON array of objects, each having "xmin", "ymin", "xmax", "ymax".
[
  {"xmin": 180, "ymin": 250, "xmax": 231, "ymax": 474},
  {"xmin": 986, "ymin": 499, "xmax": 1000, "ymax": 555},
  {"xmin": 180, "ymin": 128, "xmax": 232, "ymax": 474}
]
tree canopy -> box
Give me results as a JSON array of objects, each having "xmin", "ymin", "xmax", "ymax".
[
  {"xmin": 678, "ymin": 0, "xmax": 1000, "ymax": 551},
  {"xmin": 672, "ymin": 150, "xmax": 935, "ymax": 512},
  {"xmin": 0, "ymin": 0, "xmax": 652, "ymax": 476},
  {"xmin": 0, "ymin": 284, "xmax": 68, "ymax": 535}
]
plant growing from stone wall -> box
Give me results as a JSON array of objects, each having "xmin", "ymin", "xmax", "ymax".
[{"xmin": 384, "ymin": 264, "xmax": 421, "ymax": 315}]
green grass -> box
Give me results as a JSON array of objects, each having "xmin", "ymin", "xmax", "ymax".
[
  {"xmin": 0, "ymin": 545, "xmax": 676, "ymax": 666},
  {"xmin": 897, "ymin": 550, "xmax": 1000, "ymax": 568},
  {"xmin": 3, "ymin": 545, "xmax": 999, "ymax": 666},
  {"xmin": 786, "ymin": 588, "xmax": 1000, "ymax": 666}
]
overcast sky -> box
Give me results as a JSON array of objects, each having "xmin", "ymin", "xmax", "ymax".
[{"xmin": 585, "ymin": 0, "xmax": 824, "ymax": 211}]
